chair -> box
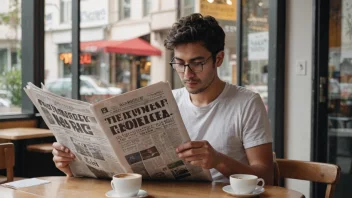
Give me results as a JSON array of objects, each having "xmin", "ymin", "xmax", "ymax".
[
  {"xmin": 27, "ymin": 143, "xmax": 53, "ymax": 153},
  {"xmin": 0, "ymin": 143, "xmax": 15, "ymax": 183},
  {"xmin": 272, "ymin": 152, "xmax": 280, "ymax": 186},
  {"xmin": 276, "ymin": 158, "xmax": 340, "ymax": 198}
]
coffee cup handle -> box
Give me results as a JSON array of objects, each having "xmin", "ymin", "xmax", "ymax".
[
  {"xmin": 111, "ymin": 181, "xmax": 115, "ymax": 191},
  {"xmin": 255, "ymin": 178, "xmax": 265, "ymax": 191}
]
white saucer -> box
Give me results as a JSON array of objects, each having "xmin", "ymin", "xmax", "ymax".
[
  {"xmin": 222, "ymin": 185, "xmax": 265, "ymax": 197},
  {"xmin": 105, "ymin": 189, "xmax": 148, "ymax": 198}
]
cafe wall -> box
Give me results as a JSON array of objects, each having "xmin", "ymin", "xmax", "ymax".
[{"xmin": 285, "ymin": 0, "xmax": 313, "ymax": 197}]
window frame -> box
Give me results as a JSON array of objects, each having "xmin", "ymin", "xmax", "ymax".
[{"xmin": 237, "ymin": 0, "xmax": 286, "ymax": 160}]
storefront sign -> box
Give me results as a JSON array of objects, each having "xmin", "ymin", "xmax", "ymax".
[
  {"xmin": 80, "ymin": 0, "xmax": 108, "ymax": 24},
  {"xmin": 248, "ymin": 32, "xmax": 268, "ymax": 61},
  {"xmin": 81, "ymin": 9, "xmax": 106, "ymax": 23},
  {"xmin": 60, "ymin": 53, "xmax": 92, "ymax": 65},
  {"xmin": 200, "ymin": 0, "xmax": 236, "ymax": 21}
]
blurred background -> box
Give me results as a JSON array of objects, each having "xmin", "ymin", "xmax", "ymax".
[{"xmin": 0, "ymin": 0, "xmax": 269, "ymax": 113}]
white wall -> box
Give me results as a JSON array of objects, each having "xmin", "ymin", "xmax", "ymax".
[
  {"xmin": 44, "ymin": 32, "xmax": 59, "ymax": 81},
  {"xmin": 161, "ymin": 0, "xmax": 176, "ymax": 10},
  {"xmin": 150, "ymin": 31, "xmax": 172, "ymax": 84},
  {"xmin": 285, "ymin": 0, "xmax": 313, "ymax": 197},
  {"xmin": 0, "ymin": 0, "xmax": 9, "ymax": 13}
]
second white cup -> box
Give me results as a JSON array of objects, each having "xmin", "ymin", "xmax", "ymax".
[{"xmin": 229, "ymin": 174, "xmax": 265, "ymax": 194}]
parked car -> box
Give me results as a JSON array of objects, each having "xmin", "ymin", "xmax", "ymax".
[
  {"xmin": 0, "ymin": 90, "xmax": 11, "ymax": 107},
  {"xmin": 45, "ymin": 76, "xmax": 123, "ymax": 103}
]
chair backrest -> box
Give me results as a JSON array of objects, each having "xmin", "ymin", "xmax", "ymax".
[
  {"xmin": 276, "ymin": 158, "xmax": 341, "ymax": 198},
  {"xmin": 272, "ymin": 152, "xmax": 280, "ymax": 186},
  {"xmin": 0, "ymin": 143, "xmax": 15, "ymax": 183}
]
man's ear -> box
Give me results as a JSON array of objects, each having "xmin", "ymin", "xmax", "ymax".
[{"xmin": 215, "ymin": 51, "xmax": 225, "ymax": 67}]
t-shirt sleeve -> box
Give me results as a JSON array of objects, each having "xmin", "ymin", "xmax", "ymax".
[{"xmin": 241, "ymin": 94, "xmax": 272, "ymax": 149}]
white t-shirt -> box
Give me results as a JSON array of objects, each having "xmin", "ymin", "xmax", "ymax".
[{"xmin": 172, "ymin": 82, "xmax": 272, "ymax": 182}]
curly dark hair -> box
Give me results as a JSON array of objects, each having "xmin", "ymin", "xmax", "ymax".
[{"xmin": 164, "ymin": 13, "xmax": 225, "ymax": 61}]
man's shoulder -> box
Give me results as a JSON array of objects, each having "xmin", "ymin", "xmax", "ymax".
[
  {"xmin": 224, "ymin": 83, "xmax": 259, "ymax": 102},
  {"xmin": 172, "ymin": 87, "xmax": 186, "ymax": 102}
]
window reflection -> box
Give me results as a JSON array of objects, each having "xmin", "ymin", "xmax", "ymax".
[{"xmin": 241, "ymin": 0, "xmax": 269, "ymax": 109}]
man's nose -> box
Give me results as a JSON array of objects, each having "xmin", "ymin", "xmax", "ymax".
[{"xmin": 184, "ymin": 65, "xmax": 195, "ymax": 78}]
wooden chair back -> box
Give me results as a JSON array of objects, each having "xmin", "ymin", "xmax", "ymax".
[
  {"xmin": 272, "ymin": 152, "xmax": 280, "ymax": 186},
  {"xmin": 0, "ymin": 143, "xmax": 15, "ymax": 183},
  {"xmin": 276, "ymin": 158, "xmax": 340, "ymax": 198}
]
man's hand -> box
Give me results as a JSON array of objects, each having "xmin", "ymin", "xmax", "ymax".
[
  {"xmin": 52, "ymin": 142, "xmax": 75, "ymax": 177},
  {"xmin": 176, "ymin": 140, "xmax": 220, "ymax": 169}
]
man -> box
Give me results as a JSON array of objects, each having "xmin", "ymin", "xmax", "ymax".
[{"xmin": 52, "ymin": 13, "xmax": 273, "ymax": 184}]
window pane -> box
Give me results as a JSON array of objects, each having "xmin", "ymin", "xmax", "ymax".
[
  {"xmin": 0, "ymin": 0, "xmax": 22, "ymax": 115},
  {"xmin": 328, "ymin": 0, "xmax": 352, "ymax": 196},
  {"xmin": 45, "ymin": 0, "xmax": 72, "ymax": 99},
  {"xmin": 79, "ymin": 0, "xmax": 126, "ymax": 103},
  {"xmin": 241, "ymin": 0, "xmax": 269, "ymax": 110},
  {"xmin": 182, "ymin": 0, "xmax": 195, "ymax": 17}
]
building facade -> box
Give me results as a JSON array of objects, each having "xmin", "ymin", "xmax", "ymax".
[{"xmin": 0, "ymin": 0, "xmax": 21, "ymax": 74}]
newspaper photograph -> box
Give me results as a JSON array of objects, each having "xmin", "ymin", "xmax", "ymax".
[{"xmin": 24, "ymin": 81, "xmax": 211, "ymax": 181}]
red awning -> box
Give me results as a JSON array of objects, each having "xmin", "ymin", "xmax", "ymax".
[{"xmin": 81, "ymin": 38, "xmax": 162, "ymax": 56}]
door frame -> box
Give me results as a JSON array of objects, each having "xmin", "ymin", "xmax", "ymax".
[{"xmin": 311, "ymin": 0, "xmax": 330, "ymax": 197}]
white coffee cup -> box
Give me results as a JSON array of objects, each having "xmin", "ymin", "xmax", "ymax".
[
  {"xmin": 111, "ymin": 173, "xmax": 142, "ymax": 197},
  {"xmin": 230, "ymin": 174, "xmax": 265, "ymax": 194}
]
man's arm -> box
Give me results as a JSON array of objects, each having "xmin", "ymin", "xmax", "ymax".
[
  {"xmin": 215, "ymin": 143, "xmax": 273, "ymax": 184},
  {"xmin": 176, "ymin": 141, "xmax": 273, "ymax": 184}
]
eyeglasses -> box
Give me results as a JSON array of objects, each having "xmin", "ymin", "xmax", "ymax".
[{"xmin": 169, "ymin": 55, "xmax": 212, "ymax": 73}]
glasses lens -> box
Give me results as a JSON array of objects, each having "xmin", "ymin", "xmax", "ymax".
[
  {"xmin": 172, "ymin": 63, "xmax": 184, "ymax": 72},
  {"xmin": 189, "ymin": 62, "xmax": 203, "ymax": 73}
]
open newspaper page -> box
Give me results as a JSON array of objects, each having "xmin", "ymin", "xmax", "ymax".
[
  {"xmin": 92, "ymin": 82, "xmax": 212, "ymax": 181},
  {"xmin": 24, "ymin": 83, "xmax": 127, "ymax": 178}
]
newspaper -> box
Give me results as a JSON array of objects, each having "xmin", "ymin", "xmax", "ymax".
[{"xmin": 24, "ymin": 81, "xmax": 211, "ymax": 181}]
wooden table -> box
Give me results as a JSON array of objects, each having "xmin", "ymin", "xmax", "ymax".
[
  {"xmin": 0, "ymin": 176, "xmax": 305, "ymax": 198},
  {"xmin": 0, "ymin": 128, "xmax": 54, "ymax": 177},
  {"xmin": 0, "ymin": 128, "xmax": 53, "ymax": 140}
]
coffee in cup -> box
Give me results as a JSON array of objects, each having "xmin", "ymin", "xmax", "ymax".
[
  {"xmin": 111, "ymin": 173, "xmax": 142, "ymax": 197},
  {"xmin": 229, "ymin": 174, "xmax": 265, "ymax": 194}
]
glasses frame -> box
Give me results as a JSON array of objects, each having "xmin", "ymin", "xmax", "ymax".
[{"xmin": 169, "ymin": 55, "xmax": 213, "ymax": 73}]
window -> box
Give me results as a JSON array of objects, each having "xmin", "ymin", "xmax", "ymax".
[
  {"xmin": 0, "ymin": 0, "xmax": 22, "ymax": 115},
  {"xmin": 182, "ymin": 0, "xmax": 195, "ymax": 17},
  {"xmin": 11, "ymin": 51, "xmax": 18, "ymax": 67},
  {"xmin": 0, "ymin": 49, "xmax": 7, "ymax": 74},
  {"xmin": 143, "ymin": 0, "xmax": 151, "ymax": 16},
  {"xmin": 119, "ymin": 0, "xmax": 131, "ymax": 20},
  {"xmin": 60, "ymin": 0, "xmax": 72, "ymax": 23},
  {"xmin": 241, "ymin": 0, "xmax": 269, "ymax": 109}
]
